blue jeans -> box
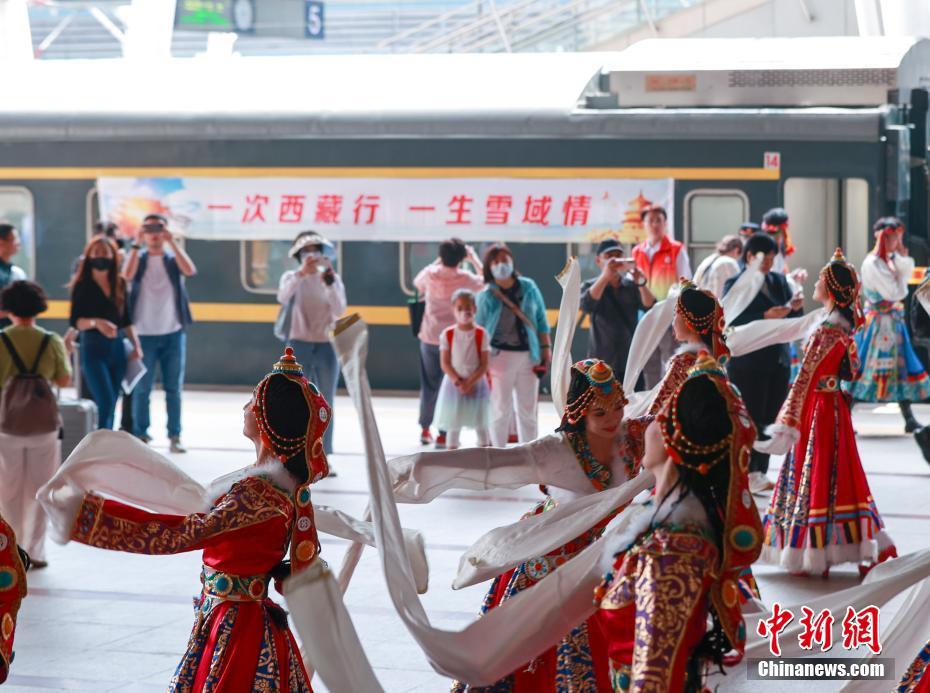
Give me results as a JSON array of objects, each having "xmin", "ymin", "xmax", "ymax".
[
  {"xmin": 133, "ymin": 330, "xmax": 186, "ymax": 439},
  {"xmin": 289, "ymin": 340, "xmax": 338, "ymax": 454},
  {"xmin": 80, "ymin": 330, "xmax": 127, "ymax": 430}
]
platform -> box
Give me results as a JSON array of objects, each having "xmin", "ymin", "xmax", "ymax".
[{"xmin": 4, "ymin": 391, "xmax": 930, "ymax": 692}]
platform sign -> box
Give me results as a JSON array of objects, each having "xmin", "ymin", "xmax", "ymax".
[
  {"xmin": 176, "ymin": 0, "xmax": 232, "ymax": 31},
  {"xmin": 764, "ymin": 151, "xmax": 781, "ymax": 171},
  {"xmin": 96, "ymin": 175, "xmax": 674, "ymax": 244},
  {"xmin": 305, "ymin": 1, "xmax": 325, "ymax": 39}
]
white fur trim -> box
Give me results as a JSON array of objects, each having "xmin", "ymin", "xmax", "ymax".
[{"xmin": 760, "ymin": 530, "xmax": 895, "ymax": 574}]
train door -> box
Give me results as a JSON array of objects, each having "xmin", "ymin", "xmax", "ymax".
[
  {"xmin": 783, "ymin": 177, "xmax": 871, "ymax": 285},
  {"xmin": 681, "ymin": 186, "xmax": 752, "ymax": 270}
]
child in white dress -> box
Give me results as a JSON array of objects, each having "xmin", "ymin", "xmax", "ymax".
[{"xmin": 434, "ymin": 289, "xmax": 491, "ymax": 449}]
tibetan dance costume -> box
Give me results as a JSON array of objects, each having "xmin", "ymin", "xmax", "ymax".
[
  {"xmin": 61, "ymin": 348, "xmax": 331, "ymax": 691},
  {"xmin": 847, "ymin": 220, "xmax": 930, "ymax": 412},
  {"xmin": 761, "ymin": 250, "xmax": 897, "ymax": 575},
  {"xmin": 595, "ymin": 353, "xmax": 761, "ymax": 691},
  {"xmin": 0, "ymin": 514, "xmax": 27, "ymax": 684}
]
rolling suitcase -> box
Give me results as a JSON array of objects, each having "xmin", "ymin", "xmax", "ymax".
[
  {"xmin": 59, "ymin": 397, "xmax": 98, "ymax": 461},
  {"xmin": 59, "ymin": 343, "xmax": 98, "ymax": 462}
]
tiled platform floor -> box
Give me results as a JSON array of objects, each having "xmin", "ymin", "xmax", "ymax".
[{"xmin": 5, "ymin": 392, "xmax": 930, "ymax": 692}]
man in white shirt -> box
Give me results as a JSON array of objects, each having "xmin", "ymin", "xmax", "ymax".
[
  {"xmin": 123, "ymin": 214, "xmax": 197, "ymax": 453},
  {"xmin": 277, "ymin": 231, "xmax": 347, "ymax": 455}
]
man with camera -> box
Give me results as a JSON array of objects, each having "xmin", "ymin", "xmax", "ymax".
[
  {"xmin": 123, "ymin": 214, "xmax": 197, "ymax": 453},
  {"xmin": 580, "ymin": 238, "xmax": 655, "ymax": 380}
]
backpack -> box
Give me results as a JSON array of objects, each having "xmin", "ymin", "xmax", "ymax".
[
  {"xmin": 445, "ymin": 325, "xmax": 485, "ymax": 352},
  {"xmin": 0, "ymin": 331, "xmax": 61, "ymax": 436}
]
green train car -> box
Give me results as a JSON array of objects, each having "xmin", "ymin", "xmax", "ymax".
[{"xmin": 2, "ymin": 39, "xmax": 928, "ymax": 388}]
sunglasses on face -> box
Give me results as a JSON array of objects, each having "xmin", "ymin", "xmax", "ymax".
[{"xmin": 142, "ymin": 223, "xmax": 165, "ymax": 233}]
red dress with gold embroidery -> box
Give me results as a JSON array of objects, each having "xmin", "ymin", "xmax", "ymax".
[
  {"xmin": 1, "ymin": 515, "xmax": 27, "ymax": 684},
  {"xmin": 71, "ymin": 474, "xmax": 313, "ymax": 692},
  {"xmin": 761, "ymin": 322, "xmax": 896, "ymax": 573},
  {"xmin": 450, "ymin": 418, "xmax": 649, "ymax": 693},
  {"xmin": 597, "ymin": 525, "xmax": 718, "ymax": 692}
]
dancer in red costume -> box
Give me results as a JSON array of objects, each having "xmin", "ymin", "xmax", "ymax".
[
  {"xmin": 759, "ymin": 249, "xmax": 897, "ymax": 577},
  {"xmin": 0, "ymin": 514, "xmax": 28, "ymax": 684},
  {"xmin": 898, "ymin": 640, "xmax": 930, "ymax": 693},
  {"xmin": 648, "ymin": 278, "xmax": 730, "ymax": 416},
  {"xmin": 595, "ymin": 353, "xmax": 761, "ymax": 691},
  {"xmin": 63, "ymin": 348, "xmax": 328, "ymax": 691}
]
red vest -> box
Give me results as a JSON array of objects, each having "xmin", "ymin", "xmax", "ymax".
[{"xmin": 632, "ymin": 235, "xmax": 684, "ymax": 300}]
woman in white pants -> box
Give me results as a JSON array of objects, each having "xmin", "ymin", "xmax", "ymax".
[
  {"xmin": 475, "ymin": 244, "xmax": 551, "ymax": 446},
  {"xmin": 0, "ymin": 281, "xmax": 71, "ymax": 569}
]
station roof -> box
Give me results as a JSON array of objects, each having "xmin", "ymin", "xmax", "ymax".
[{"xmin": 0, "ymin": 49, "xmax": 894, "ymax": 141}]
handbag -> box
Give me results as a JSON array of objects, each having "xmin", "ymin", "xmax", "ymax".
[
  {"xmin": 408, "ymin": 292, "xmax": 425, "ymax": 338},
  {"xmin": 274, "ymin": 296, "xmax": 295, "ymax": 342}
]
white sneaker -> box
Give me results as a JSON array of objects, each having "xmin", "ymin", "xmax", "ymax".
[{"xmin": 749, "ymin": 472, "xmax": 775, "ymax": 495}]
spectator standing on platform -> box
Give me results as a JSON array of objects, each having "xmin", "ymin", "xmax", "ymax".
[
  {"xmin": 413, "ymin": 239, "xmax": 484, "ymax": 448},
  {"xmin": 692, "ymin": 234, "xmax": 743, "ymax": 298},
  {"xmin": 65, "ymin": 221, "xmax": 135, "ymax": 432},
  {"xmin": 580, "ymin": 238, "xmax": 655, "ymax": 379},
  {"xmin": 0, "ymin": 223, "xmax": 27, "ymax": 328},
  {"xmin": 123, "ymin": 214, "xmax": 196, "ymax": 453},
  {"xmin": 70, "ymin": 237, "xmax": 142, "ymax": 430},
  {"xmin": 476, "ymin": 243, "xmax": 551, "ymax": 447},
  {"xmin": 434, "ymin": 289, "xmax": 491, "ymax": 449},
  {"xmin": 632, "ymin": 205, "xmax": 692, "ymax": 388},
  {"xmin": 276, "ymin": 231, "xmax": 346, "ymax": 455},
  {"xmin": 0, "ymin": 281, "xmax": 71, "ymax": 570},
  {"xmin": 724, "ymin": 233, "xmax": 803, "ymax": 494}
]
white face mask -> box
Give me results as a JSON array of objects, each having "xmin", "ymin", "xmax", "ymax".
[
  {"xmin": 491, "ymin": 262, "xmax": 513, "ymax": 281},
  {"xmin": 301, "ymin": 249, "xmax": 322, "ymax": 262},
  {"xmin": 454, "ymin": 308, "xmax": 475, "ymax": 324}
]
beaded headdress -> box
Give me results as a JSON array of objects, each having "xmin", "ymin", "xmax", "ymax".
[
  {"xmin": 872, "ymin": 217, "xmax": 904, "ymax": 265},
  {"xmin": 561, "ymin": 359, "xmax": 628, "ymax": 427},
  {"xmin": 762, "ymin": 220, "xmax": 796, "ymax": 257},
  {"xmin": 656, "ymin": 351, "xmax": 761, "ymax": 658},
  {"xmin": 675, "ymin": 278, "xmax": 730, "ymax": 364},
  {"xmin": 253, "ymin": 347, "xmax": 332, "ymax": 573},
  {"xmin": 820, "ymin": 248, "xmax": 863, "ymax": 327}
]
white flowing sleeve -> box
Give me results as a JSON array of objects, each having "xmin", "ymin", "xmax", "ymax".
[
  {"xmin": 862, "ymin": 254, "xmax": 911, "ymax": 302},
  {"xmin": 390, "ymin": 433, "xmax": 575, "ymax": 504},
  {"xmin": 36, "ymin": 430, "xmax": 207, "ymax": 544},
  {"xmin": 726, "ymin": 308, "xmax": 826, "ymax": 357},
  {"xmin": 709, "ymin": 258, "xmax": 740, "ymax": 299},
  {"xmin": 722, "ymin": 253, "xmax": 765, "ymax": 327},
  {"xmin": 623, "ymin": 285, "xmax": 680, "ymax": 393},
  {"xmin": 453, "ymin": 471, "xmax": 655, "ymax": 589},
  {"xmin": 551, "ymin": 257, "xmax": 581, "ymax": 415}
]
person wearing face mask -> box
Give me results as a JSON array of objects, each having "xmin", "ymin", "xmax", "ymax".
[
  {"xmin": 433, "ymin": 289, "xmax": 490, "ymax": 449},
  {"xmin": 69, "ymin": 237, "xmax": 142, "ymax": 430},
  {"xmin": 475, "ymin": 243, "xmax": 551, "ymax": 447},
  {"xmin": 276, "ymin": 231, "xmax": 347, "ymax": 456},
  {"xmin": 123, "ymin": 214, "xmax": 197, "ymax": 453}
]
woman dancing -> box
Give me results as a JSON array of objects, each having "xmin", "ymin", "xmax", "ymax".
[
  {"xmin": 647, "ymin": 278, "xmax": 730, "ymax": 416},
  {"xmin": 759, "ymin": 249, "xmax": 897, "ymax": 577},
  {"xmin": 595, "ymin": 352, "xmax": 761, "ymax": 692},
  {"xmin": 393, "ymin": 359, "xmax": 647, "ymax": 691},
  {"xmin": 49, "ymin": 347, "xmax": 329, "ymax": 691},
  {"xmin": 846, "ymin": 217, "xmax": 930, "ymax": 432}
]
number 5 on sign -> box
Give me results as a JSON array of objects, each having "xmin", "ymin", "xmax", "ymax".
[{"xmin": 305, "ymin": 0, "xmax": 325, "ymax": 39}]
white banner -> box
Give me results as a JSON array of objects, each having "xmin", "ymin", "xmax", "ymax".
[{"xmin": 96, "ymin": 175, "xmax": 674, "ymax": 243}]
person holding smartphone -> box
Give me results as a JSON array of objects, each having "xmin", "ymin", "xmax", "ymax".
[
  {"xmin": 277, "ymin": 231, "xmax": 347, "ymax": 456},
  {"xmin": 580, "ymin": 238, "xmax": 655, "ymax": 381},
  {"xmin": 123, "ymin": 214, "xmax": 197, "ymax": 453}
]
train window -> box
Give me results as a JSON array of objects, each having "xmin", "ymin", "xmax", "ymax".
[
  {"xmin": 0, "ymin": 187, "xmax": 36, "ymax": 278},
  {"xmin": 685, "ymin": 190, "xmax": 749, "ymax": 245},
  {"xmin": 400, "ymin": 242, "xmax": 441, "ymax": 296},
  {"xmin": 240, "ymin": 240, "xmax": 342, "ymax": 295}
]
